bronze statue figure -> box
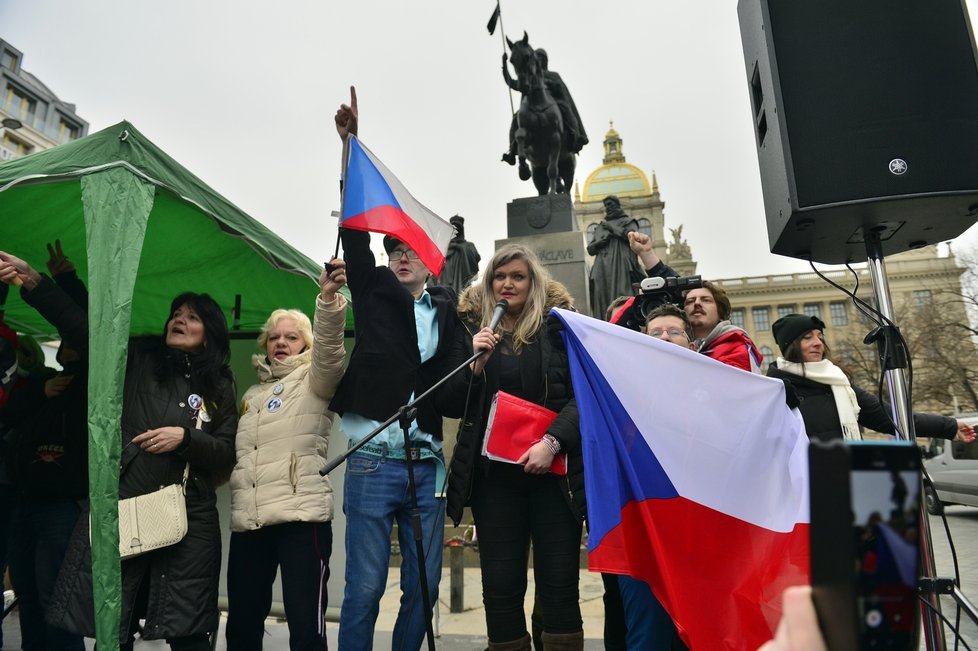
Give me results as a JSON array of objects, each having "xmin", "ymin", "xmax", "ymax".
[
  {"xmin": 587, "ymin": 195, "xmax": 645, "ymax": 319},
  {"xmin": 501, "ymin": 32, "xmax": 581, "ymax": 195},
  {"xmin": 432, "ymin": 215, "xmax": 481, "ymax": 293}
]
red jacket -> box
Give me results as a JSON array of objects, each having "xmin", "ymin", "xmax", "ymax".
[{"xmin": 697, "ymin": 322, "xmax": 763, "ymax": 373}]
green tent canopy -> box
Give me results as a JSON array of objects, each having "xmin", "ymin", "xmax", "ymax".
[
  {"xmin": 0, "ymin": 121, "xmax": 349, "ymax": 649},
  {"xmin": 0, "ymin": 120, "xmax": 352, "ymax": 336}
]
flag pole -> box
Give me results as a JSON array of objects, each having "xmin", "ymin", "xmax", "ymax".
[
  {"xmin": 332, "ymin": 133, "xmax": 353, "ymax": 264},
  {"xmin": 492, "ymin": 1, "xmax": 516, "ymax": 116}
]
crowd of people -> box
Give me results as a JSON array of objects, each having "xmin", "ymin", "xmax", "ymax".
[{"xmin": 0, "ymin": 88, "xmax": 974, "ymax": 651}]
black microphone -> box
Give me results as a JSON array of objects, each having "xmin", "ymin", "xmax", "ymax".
[{"xmin": 488, "ymin": 298, "xmax": 509, "ymax": 332}]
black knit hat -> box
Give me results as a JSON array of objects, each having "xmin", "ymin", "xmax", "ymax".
[
  {"xmin": 382, "ymin": 235, "xmax": 404, "ymax": 254},
  {"xmin": 772, "ymin": 313, "xmax": 825, "ymax": 356}
]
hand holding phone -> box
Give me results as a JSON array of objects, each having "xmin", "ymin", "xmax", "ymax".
[{"xmin": 809, "ymin": 441, "xmax": 922, "ymax": 651}]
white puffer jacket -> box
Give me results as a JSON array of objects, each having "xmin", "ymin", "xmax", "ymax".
[{"xmin": 229, "ymin": 294, "xmax": 347, "ymax": 532}]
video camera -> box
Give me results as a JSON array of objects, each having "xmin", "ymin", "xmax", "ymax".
[{"xmin": 617, "ymin": 275, "xmax": 702, "ymax": 331}]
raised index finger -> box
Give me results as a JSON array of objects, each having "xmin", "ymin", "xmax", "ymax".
[{"xmin": 350, "ymin": 86, "xmax": 358, "ymax": 114}]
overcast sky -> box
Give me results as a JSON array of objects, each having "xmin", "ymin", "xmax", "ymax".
[{"xmin": 3, "ymin": 1, "xmax": 977, "ymax": 281}]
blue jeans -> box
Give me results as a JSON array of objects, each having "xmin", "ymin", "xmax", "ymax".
[
  {"xmin": 338, "ymin": 451, "xmax": 444, "ymax": 651},
  {"xmin": 618, "ymin": 575, "xmax": 684, "ymax": 650},
  {"xmin": 7, "ymin": 498, "xmax": 85, "ymax": 651}
]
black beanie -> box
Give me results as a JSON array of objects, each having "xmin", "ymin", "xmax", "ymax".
[
  {"xmin": 772, "ymin": 313, "xmax": 825, "ymax": 356},
  {"xmin": 382, "ymin": 235, "xmax": 403, "ymax": 254}
]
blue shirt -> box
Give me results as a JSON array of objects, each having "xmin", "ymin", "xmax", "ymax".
[{"xmin": 342, "ymin": 289, "xmax": 442, "ymax": 451}]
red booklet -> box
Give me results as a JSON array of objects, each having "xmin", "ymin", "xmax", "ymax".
[{"xmin": 481, "ymin": 391, "xmax": 567, "ymax": 476}]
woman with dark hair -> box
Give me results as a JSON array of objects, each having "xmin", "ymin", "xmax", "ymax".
[
  {"xmin": 443, "ymin": 243, "xmax": 585, "ymax": 651},
  {"xmin": 766, "ymin": 313, "xmax": 975, "ymax": 444},
  {"xmin": 0, "ymin": 250, "xmax": 238, "ymax": 651}
]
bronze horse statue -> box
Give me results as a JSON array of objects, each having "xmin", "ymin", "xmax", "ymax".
[{"xmin": 503, "ymin": 33, "xmax": 576, "ymax": 195}]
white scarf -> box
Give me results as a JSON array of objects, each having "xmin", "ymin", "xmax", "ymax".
[{"xmin": 777, "ymin": 357, "xmax": 862, "ymax": 440}]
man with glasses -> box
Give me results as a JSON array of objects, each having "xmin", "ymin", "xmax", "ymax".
[
  {"xmin": 331, "ymin": 91, "xmax": 460, "ymax": 651},
  {"xmin": 644, "ymin": 303, "xmax": 695, "ymax": 350}
]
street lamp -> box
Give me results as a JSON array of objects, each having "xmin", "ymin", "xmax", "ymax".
[{"xmin": 1, "ymin": 116, "xmax": 24, "ymax": 161}]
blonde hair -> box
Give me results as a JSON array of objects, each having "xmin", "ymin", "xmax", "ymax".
[
  {"xmin": 476, "ymin": 244, "xmax": 549, "ymax": 350},
  {"xmin": 257, "ymin": 309, "xmax": 313, "ymax": 352}
]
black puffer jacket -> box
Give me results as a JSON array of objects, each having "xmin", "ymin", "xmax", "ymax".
[
  {"xmin": 29, "ymin": 277, "xmax": 239, "ymax": 644},
  {"xmin": 767, "ymin": 362, "xmax": 956, "ymax": 441},
  {"xmin": 443, "ymin": 281, "xmax": 585, "ymax": 526}
]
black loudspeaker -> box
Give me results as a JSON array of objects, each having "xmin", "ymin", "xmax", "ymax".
[{"xmin": 738, "ymin": 0, "xmax": 978, "ymax": 263}]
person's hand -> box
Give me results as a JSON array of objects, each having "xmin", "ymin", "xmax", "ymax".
[
  {"xmin": 517, "ymin": 440, "xmax": 555, "ymax": 475},
  {"xmin": 0, "ymin": 251, "xmax": 40, "ymax": 289},
  {"xmin": 629, "ymin": 231, "xmax": 652, "ymax": 254},
  {"xmin": 955, "ymin": 420, "xmax": 976, "ymax": 443},
  {"xmin": 502, "ymin": 52, "xmax": 508, "ymax": 67},
  {"xmin": 470, "ymin": 327, "xmax": 499, "ymax": 376},
  {"xmin": 628, "ymin": 230, "xmax": 661, "ymax": 269},
  {"xmin": 320, "ymin": 258, "xmax": 347, "ymax": 302},
  {"xmin": 45, "ymin": 240, "xmax": 74, "ymax": 276},
  {"xmin": 132, "ymin": 426, "xmax": 185, "ymax": 454},
  {"xmin": 334, "ymin": 86, "xmax": 358, "ymax": 141},
  {"xmin": 756, "ymin": 586, "xmax": 827, "ymax": 651},
  {"xmin": 44, "ymin": 375, "xmax": 74, "ymax": 398}
]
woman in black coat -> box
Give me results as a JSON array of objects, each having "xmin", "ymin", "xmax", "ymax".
[
  {"xmin": 442, "ymin": 244, "xmax": 585, "ymax": 651},
  {"xmin": 0, "ymin": 251, "xmax": 237, "ymax": 651},
  {"xmin": 766, "ymin": 313, "xmax": 975, "ymax": 444}
]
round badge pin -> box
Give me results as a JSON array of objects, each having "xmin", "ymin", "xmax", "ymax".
[
  {"xmin": 199, "ymin": 405, "xmax": 212, "ymax": 422},
  {"xmin": 188, "ymin": 394, "xmax": 203, "ymax": 410},
  {"xmin": 273, "ymin": 383, "xmax": 285, "ymax": 395},
  {"xmin": 267, "ymin": 397, "xmax": 283, "ymax": 413}
]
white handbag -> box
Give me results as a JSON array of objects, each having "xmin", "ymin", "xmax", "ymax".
[{"xmin": 115, "ymin": 463, "xmax": 189, "ymax": 559}]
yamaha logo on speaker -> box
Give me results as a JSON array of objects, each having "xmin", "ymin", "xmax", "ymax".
[{"xmin": 888, "ymin": 159, "xmax": 908, "ymax": 176}]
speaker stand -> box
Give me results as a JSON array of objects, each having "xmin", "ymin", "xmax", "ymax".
[{"xmin": 863, "ymin": 229, "xmax": 947, "ymax": 651}]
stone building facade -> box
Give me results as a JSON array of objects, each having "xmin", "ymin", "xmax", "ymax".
[
  {"xmin": 0, "ymin": 38, "xmax": 88, "ymax": 161},
  {"xmin": 573, "ymin": 125, "xmax": 976, "ymax": 416}
]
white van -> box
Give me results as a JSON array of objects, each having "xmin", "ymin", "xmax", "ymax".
[{"xmin": 923, "ymin": 417, "xmax": 978, "ymax": 514}]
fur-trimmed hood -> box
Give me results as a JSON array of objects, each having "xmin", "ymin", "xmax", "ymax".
[{"xmin": 456, "ymin": 278, "xmax": 575, "ymax": 324}]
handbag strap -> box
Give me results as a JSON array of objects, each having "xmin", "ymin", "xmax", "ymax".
[{"xmin": 181, "ymin": 462, "xmax": 190, "ymax": 495}]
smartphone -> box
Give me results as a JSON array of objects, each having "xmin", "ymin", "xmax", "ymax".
[{"xmin": 809, "ymin": 440, "xmax": 922, "ymax": 651}]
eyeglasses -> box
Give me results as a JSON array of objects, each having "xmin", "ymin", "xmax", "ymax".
[
  {"xmin": 648, "ymin": 327, "xmax": 688, "ymax": 339},
  {"xmin": 388, "ymin": 249, "xmax": 420, "ymax": 264}
]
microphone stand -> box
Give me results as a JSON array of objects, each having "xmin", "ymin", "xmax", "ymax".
[{"xmin": 320, "ymin": 329, "xmax": 498, "ymax": 651}]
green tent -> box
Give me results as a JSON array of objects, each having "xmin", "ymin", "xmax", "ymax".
[{"xmin": 0, "ymin": 121, "xmax": 349, "ymax": 649}]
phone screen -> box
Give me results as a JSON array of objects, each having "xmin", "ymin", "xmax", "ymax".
[
  {"xmin": 850, "ymin": 466, "xmax": 921, "ymax": 649},
  {"xmin": 809, "ymin": 441, "xmax": 922, "ymax": 651}
]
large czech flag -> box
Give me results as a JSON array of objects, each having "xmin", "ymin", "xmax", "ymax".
[
  {"xmin": 342, "ymin": 135, "xmax": 453, "ymax": 275},
  {"xmin": 553, "ymin": 308, "xmax": 810, "ymax": 651}
]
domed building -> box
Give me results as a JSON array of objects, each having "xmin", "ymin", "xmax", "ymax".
[{"xmin": 574, "ymin": 124, "xmax": 696, "ymax": 277}]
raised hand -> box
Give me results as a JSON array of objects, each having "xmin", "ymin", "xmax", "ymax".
[
  {"xmin": 334, "ymin": 86, "xmax": 359, "ymax": 141},
  {"xmin": 45, "ymin": 239, "xmax": 75, "ymax": 276},
  {"xmin": 320, "ymin": 258, "xmax": 347, "ymax": 302}
]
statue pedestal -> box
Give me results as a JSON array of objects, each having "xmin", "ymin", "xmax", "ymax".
[
  {"xmin": 506, "ymin": 194, "xmax": 579, "ymax": 236},
  {"xmin": 500, "ymin": 195, "xmax": 590, "ymax": 315}
]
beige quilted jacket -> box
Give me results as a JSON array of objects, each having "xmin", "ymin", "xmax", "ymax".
[{"xmin": 229, "ymin": 294, "xmax": 347, "ymax": 532}]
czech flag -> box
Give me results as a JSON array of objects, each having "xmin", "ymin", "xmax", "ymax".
[
  {"xmin": 552, "ymin": 308, "xmax": 811, "ymax": 651},
  {"xmin": 342, "ymin": 135, "xmax": 453, "ymax": 276}
]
